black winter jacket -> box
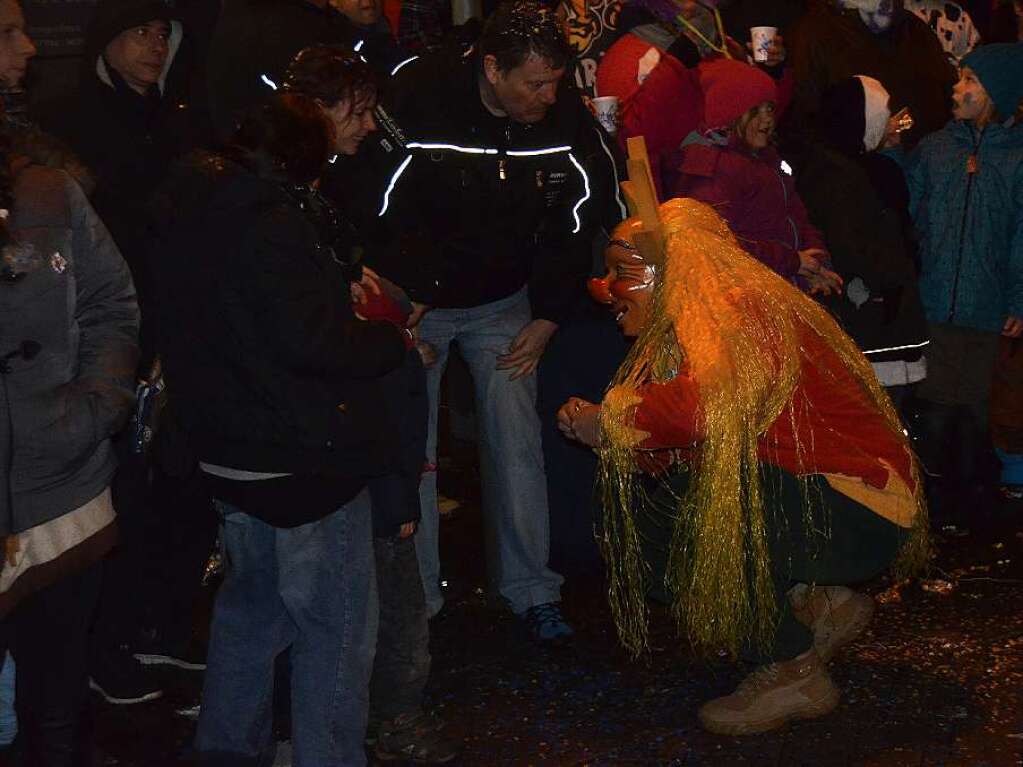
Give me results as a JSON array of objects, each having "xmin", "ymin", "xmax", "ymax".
[
  {"xmin": 786, "ymin": 0, "xmax": 954, "ymax": 149},
  {"xmin": 41, "ymin": 1, "xmax": 211, "ymax": 366},
  {"xmin": 333, "ymin": 48, "xmax": 626, "ymax": 323},
  {"xmin": 796, "ymin": 145, "xmax": 928, "ymax": 365},
  {"xmin": 146, "ymin": 152, "xmax": 407, "ymax": 485}
]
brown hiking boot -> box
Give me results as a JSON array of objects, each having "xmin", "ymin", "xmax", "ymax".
[
  {"xmin": 698, "ymin": 650, "xmax": 839, "ymax": 736},
  {"xmin": 789, "ymin": 584, "xmax": 875, "ymax": 662},
  {"xmin": 375, "ymin": 710, "xmax": 462, "ymax": 764}
]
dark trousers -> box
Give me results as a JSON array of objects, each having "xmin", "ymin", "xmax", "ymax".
[
  {"xmin": 537, "ymin": 311, "xmax": 630, "ymax": 576},
  {"xmin": 369, "ymin": 350, "xmax": 431, "ymax": 720},
  {"xmin": 1, "ymin": 562, "xmax": 102, "ymax": 766},
  {"xmin": 912, "ymin": 322, "xmax": 1001, "ymax": 497},
  {"xmin": 93, "ymin": 451, "xmax": 217, "ymax": 654},
  {"xmin": 370, "ymin": 535, "xmax": 431, "ymax": 721},
  {"xmin": 639, "ymin": 466, "xmax": 907, "ymax": 663}
]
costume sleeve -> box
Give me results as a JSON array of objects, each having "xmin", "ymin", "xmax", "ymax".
[
  {"xmin": 629, "ymin": 376, "xmax": 703, "ymax": 449},
  {"xmin": 68, "ymin": 175, "xmax": 141, "ymax": 439}
]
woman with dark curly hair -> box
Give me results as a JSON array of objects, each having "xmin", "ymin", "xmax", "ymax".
[{"xmin": 148, "ymin": 92, "xmax": 408, "ymax": 765}]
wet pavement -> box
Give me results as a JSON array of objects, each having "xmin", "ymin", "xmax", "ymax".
[{"xmin": 89, "ymin": 475, "xmax": 1023, "ymax": 767}]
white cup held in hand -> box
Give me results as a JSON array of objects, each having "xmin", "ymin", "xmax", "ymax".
[
  {"xmin": 592, "ymin": 96, "xmax": 620, "ymax": 136},
  {"xmin": 750, "ymin": 26, "xmax": 778, "ymax": 63}
]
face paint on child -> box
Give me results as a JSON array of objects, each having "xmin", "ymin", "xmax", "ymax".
[{"xmin": 952, "ymin": 66, "xmax": 995, "ymax": 123}]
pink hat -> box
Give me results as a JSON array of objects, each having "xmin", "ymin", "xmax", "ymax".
[{"xmin": 699, "ymin": 58, "xmax": 777, "ymax": 131}]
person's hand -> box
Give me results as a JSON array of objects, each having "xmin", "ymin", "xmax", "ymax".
[
  {"xmin": 797, "ymin": 248, "xmax": 828, "ymax": 276},
  {"xmin": 798, "ymin": 249, "xmax": 843, "ymax": 296},
  {"xmin": 805, "ymin": 269, "xmax": 843, "ymax": 296},
  {"xmin": 496, "ymin": 319, "xmax": 558, "ymax": 380},
  {"xmin": 350, "ymin": 266, "xmax": 384, "ymax": 306},
  {"xmin": 406, "ymin": 302, "xmax": 430, "ymax": 329},
  {"xmin": 747, "ymin": 34, "xmax": 786, "ymax": 68},
  {"xmin": 882, "ymin": 114, "xmax": 903, "ymax": 149},
  {"xmin": 557, "ymin": 397, "xmax": 601, "ymax": 447},
  {"xmin": 1003, "ymin": 315, "xmax": 1023, "ymax": 338},
  {"xmin": 399, "ymin": 521, "xmax": 416, "ymax": 538},
  {"xmin": 413, "ymin": 327, "xmax": 438, "ymax": 368}
]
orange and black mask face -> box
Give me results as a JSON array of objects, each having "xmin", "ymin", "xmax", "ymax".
[{"xmin": 588, "ymin": 237, "xmax": 656, "ymax": 304}]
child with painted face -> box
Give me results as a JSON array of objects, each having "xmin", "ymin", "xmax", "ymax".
[
  {"xmin": 906, "ymin": 42, "xmax": 1023, "ymax": 522},
  {"xmin": 674, "ymin": 58, "xmax": 843, "ymax": 297}
]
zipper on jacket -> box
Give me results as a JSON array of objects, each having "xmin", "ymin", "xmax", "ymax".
[
  {"xmin": 947, "ymin": 126, "xmax": 984, "ymax": 324},
  {"xmin": 776, "ymin": 163, "xmax": 800, "ymax": 249}
]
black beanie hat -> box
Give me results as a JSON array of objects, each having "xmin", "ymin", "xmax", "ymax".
[{"xmin": 86, "ymin": 0, "xmax": 179, "ymax": 57}]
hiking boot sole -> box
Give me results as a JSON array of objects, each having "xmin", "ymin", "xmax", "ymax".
[
  {"xmin": 698, "ymin": 685, "xmax": 840, "ymax": 736},
  {"xmin": 134, "ymin": 652, "xmax": 207, "ymax": 671},
  {"xmin": 815, "ymin": 593, "xmax": 875, "ymax": 663},
  {"xmin": 89, "ymin": 679, "xmax": 164, "ymax": 705}
]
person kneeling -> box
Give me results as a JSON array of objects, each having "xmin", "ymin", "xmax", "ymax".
[{"xmin": 558, "ymin": 172, "xmax": 928, "ymax": 736}]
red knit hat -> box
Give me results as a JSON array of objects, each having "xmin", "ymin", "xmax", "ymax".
[{"xmin": 699, "ymin": 58, "xmax": 777, "ymax": 131}]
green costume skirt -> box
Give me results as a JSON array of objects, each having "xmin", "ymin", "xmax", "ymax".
[{"xmin": 637, "ymin": 464, "xmax": 908, "ymax": 663}]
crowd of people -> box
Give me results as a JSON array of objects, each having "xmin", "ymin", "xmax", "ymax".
[{"xmin": 0, "ymin": 0, "xmax": 1020, "ymax": 763}]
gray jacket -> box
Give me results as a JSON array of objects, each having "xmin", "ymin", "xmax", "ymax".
[{"xmin": 1, "ymin": 165, "xmax": 139, "ymax": 535}]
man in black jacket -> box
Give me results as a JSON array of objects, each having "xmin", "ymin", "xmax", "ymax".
[
  {"xmin": 350, "ymin": 0, "xmax": 625, "ymax": 641},
  {"xmin": 40, "ymin": 0, "xmax": 214, "ymax": 705},
  {"xmin": 43, "ymin": 0, "xmax": 211, "ymax": 338}
]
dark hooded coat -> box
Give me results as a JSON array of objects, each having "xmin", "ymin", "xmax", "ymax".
[
  {"xmin": 40, "ymin": 0, "xmax": 210, "ymax": 366},
  {"xmin": 794, "ymin": 77, "xmax": 928, "ymax": 365},
  {"xmin": 785, "ymin": 0, "xmax": 954, "ymax": 148}
]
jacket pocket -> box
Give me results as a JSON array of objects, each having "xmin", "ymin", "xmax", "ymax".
[{"xmin": 19, "ymin": 385, "xmax": 100, "ymax": 488}]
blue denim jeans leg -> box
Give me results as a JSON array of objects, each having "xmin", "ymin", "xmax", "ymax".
[
  {"xmin": 195, "ymin": 490, "xmax": 377, "ymax": 767},
  {"xmin": 414, "ymin": 287, "xmax": 564, "ymax": 616}
]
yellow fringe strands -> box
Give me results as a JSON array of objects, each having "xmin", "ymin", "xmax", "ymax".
[{"xmin": 597, "ymin": 197, "xmax": 930, "ymax": 660}]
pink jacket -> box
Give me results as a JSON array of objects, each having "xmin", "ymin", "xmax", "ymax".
[{"xmin": 674, "ymin": 140, "xmax": 828, "ymax": 279}]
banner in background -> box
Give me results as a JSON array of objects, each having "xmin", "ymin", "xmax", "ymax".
[{"xmin": 22, "ymin": 0, "xmax": 99, "ymax": 58}]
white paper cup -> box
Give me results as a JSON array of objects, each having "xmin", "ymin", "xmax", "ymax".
[
  {"xmin": 592, "ymin": 96, "xmax": 620, "ymax": 135},
  {"xmin": 751, "ymin": 26, "xmax": 778, "ymax": 63}
]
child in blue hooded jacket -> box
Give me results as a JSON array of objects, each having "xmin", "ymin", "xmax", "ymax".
[{"xmin": 907, "ymin": 42, "xmax": 1023, "ymax": 519}]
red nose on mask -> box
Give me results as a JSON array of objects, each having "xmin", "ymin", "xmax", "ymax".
[{"xmin": 588, "ymin": 277, "xmax": 613, "ymax": 305}]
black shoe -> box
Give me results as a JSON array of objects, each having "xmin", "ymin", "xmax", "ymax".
[
  {"xmin": 134, "ymin": 636, "xmax": 207, "ymax": 671},
  {"xmin": 89, "ymin": 648, "xmax": 163, "ymax": 705},
  {"xmin": 375, "ymin": 711, "xmax": 461, "ymax": 764}
]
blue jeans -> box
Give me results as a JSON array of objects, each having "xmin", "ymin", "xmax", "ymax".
[
  {"xmin": 196, "ymin": 491, "xmax": 377, "ymax": 767},
  {"xmin": 0, "ymin": 652, "xmax": 15, "ymax": 746},
  {"xmin": 415, "ymin": 287, "xmax": 563, "ymax": 615}
]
